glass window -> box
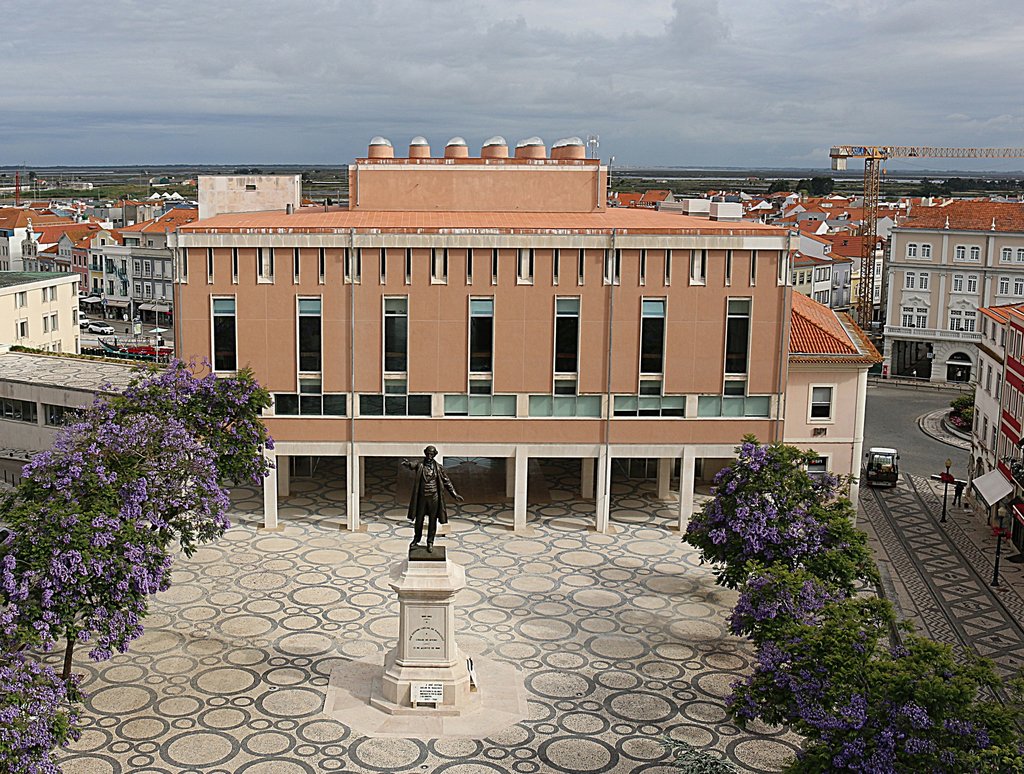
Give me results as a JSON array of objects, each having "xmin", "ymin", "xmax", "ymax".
[
  {"xmin": 1000, "ymin": 276, "xmax": 1011, "ymax": 295},
  {"xmin": 470, "ymin": 297, "xmax": 494, "ymax": 373},
  {"xmin": 919, "ymin": 272, "xmax": 929, "ymax": 290},
  {"xmin": 212, "ymin": 297, "xmax": 236, "ymax": 372},
  {"xmin": 298, "ymin": 297, "xmax": 322, "ymax": 372},
  {"xmin": 904, "ymin": 271, "xmax": 915, "ymax": 289},
  {"xmin": 554, "ymin": 297, "xmax": 580, "ymax": 374},
  {"xmin": 970, "ymin": 246, "xmax": 980, "ymax": 261},
  {"xmin": 952, "ymin": 274, "xmax": 964, "ymax": 292},
  {"xmin": 967, "ymin": 275, "xmax": 978, "ymax": 294},
  {"xmin": 257, "ymin": 248, "xmax": 274, "ymax": 281},
  {"xmin": 491, "ymin": 249, "xmax": 499, "ymax": 285},
  {"xmin": 207, "ymin": 248, "xmax": 214, "ymax": 283},
  {"xmin": 231, "ymin": 248, "xmax": 239, "ymax": 283},
  {"xmin": 640, "ymin": 298, "xmax": 666, "ymax": 374},
  {"xmin": 518, "ymin": 249, "xmax": 534, "ymax": 284},
  {"xmin": 955, "ymin": 245, "xmax": 966, "ymax": 260},
  {"xmin": 293, "ymin": 248, "xmax": 300, "ymax": 283},
  {"xmin": 552, "ymin": 248, "xmax": 560, "ymax": 285},
  {"xmin": 384, "ymin": 296, "xmax": 408, "ymax": 372},
  {"xmin": 432, "ymin": 248, "xmax": 448, "ymax": 283},
  {"xmin": 689, "ymin": 249, "xmax": 706, "ymax": 284},
  {"xmin": 466, "ymin": 248, "xmax": 474, "ymax": 285},
  {"xmin": 810, "ymin": 386, "xmax": 833, "ymax": 420},
  {"xmin": 1002, "ymin": 247, "xmax": 1012, "ymax": 262},
  {"xmin": 725, "ymin": 298, "xmax": 751, "ymax": 375},
  {"xmin": 921, "ymin": 244, "xmax": 931, "ymax": 258},
  {"xmin": 906, "ymin": 243, "xmax": 917, "ymax": 258}
]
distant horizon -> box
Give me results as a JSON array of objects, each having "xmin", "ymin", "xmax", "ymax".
[{"xmin": 2, "ymin": 162, "xmax": 1023, "ymax": 178}]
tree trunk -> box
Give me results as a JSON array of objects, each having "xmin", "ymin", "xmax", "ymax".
[{"xmin": 62, "ymin": 636, "xmax": 75, "ymax": 681}]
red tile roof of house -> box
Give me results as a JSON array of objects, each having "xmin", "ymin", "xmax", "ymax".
[
  {"xmin": 122, "ymin": 207, "xmax": 199, "ymax": 233},
  {"xmin": 828, "ymin": 234, "xmax": 883, "ymax": 258},
  {"xmin": 639, "ymin": 190, "xmax": 671, "ymax": 204},
  {"xmin": 789, "ymin": 292, "xmax": 881, "ymax": 364},
  {"xmin": 181, "ymin": 208, "xmax": 785, "ymax": 236},
  {"xmin": 32, "ymin": 223, "xmax": 101, "ymax": 245},
  {"xmin": 901, "ymin": 201, "xmax": 1024, "ymax": 232},
  {"xmin": 0, "ymin": 208, "xmax": 72, "ymax": 230},
  {"xmin": 612, "ymin": 192, "xmax": 643, "ymax": 207}
]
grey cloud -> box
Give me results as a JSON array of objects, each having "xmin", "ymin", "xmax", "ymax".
[{"xmin": 3, "ymin": 0, "xmax": 1023, "ymax": 168}]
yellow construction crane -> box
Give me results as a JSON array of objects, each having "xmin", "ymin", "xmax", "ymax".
[{"xmin": 829, "ymin": 145, "xmax": 1024, "ymax": 329}]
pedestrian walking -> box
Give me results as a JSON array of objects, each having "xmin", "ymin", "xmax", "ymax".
[{"xmin": 953, "ymin": 480, "xmax": 965, "ymax": 507}]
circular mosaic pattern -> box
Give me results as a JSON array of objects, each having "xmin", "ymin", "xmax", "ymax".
[{"xmin": 56, "ymin": 458, "xmax": 800, "ymax": 773}]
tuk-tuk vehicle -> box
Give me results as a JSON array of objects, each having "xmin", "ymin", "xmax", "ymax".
[{"xmin": 864, "ymin": 447, "xmax": 900, "ymax": 487}]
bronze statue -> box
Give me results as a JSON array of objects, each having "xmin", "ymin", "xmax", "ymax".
[{"xmin": 403, "ymin": 446, "xmax": 463, "ymax": 552}]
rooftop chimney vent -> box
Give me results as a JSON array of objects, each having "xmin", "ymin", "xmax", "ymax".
[
  {"xmin": 515, "ymin": 136, "xmax": 546, "ymax": 159},
  {"xmin": 408, "ymin": 136, "xmax": 431, "ymax": 158},
  {"xmin": 481, "ymin": 135, "xmax": 509, "ymax": 159},
  {"xmin": 444, "ymin": 136, "xmax": 469, "ymax": 158},
  {"xmin": 367, "ymin": 136, "xmax": 394, "ymax": 158}
]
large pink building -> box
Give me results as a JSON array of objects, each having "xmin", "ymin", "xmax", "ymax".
[{"xmin": 174, "ymin": 136, "xmax": 869, "ymax": 532}]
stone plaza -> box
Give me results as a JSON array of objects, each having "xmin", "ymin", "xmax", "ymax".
[{"xmin": 56, "ymin": 459, "xmax": 802, "ymax": 773}]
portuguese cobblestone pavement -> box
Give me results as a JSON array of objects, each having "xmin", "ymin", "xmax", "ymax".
[
  {"xmin": 860, "ymin": 474, "xmax": 1024, "ymax": 687},
  {"xmin": 54, "ymin": 459, "xmax": 802, "ymax": 774}
]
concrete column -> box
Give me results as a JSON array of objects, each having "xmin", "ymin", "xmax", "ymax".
[
  {"xmin": 581, "ymin": 457, "xmax": 595, "ymax": 499},
  {"xmin": 656, "ymin": 457, "xmax": 672, "ymax": 500},
  {"xmin": 513, "ymin": 447, "xmax": 528, "ymax": 532},
  {"xmin": 262, "ymin": 452, "xmax": 279, "ymax": 530},
  {"xmin": 505, "ymin": 456, "xmax": 515, "ymax": 498},
  {"xmin": 346, "ymin": 453, "xmax": 361, "ymax": 532},
  {"xmin": 595, "ymin": 449, "xmax": 611, "ymax": 533},
  {"xmin": 677, "ymin": 448, "xmax": 696, "ymax": 533},
  {"xmin": 277, "ymin": 454, "xmax": 290, "ymax": 497}
]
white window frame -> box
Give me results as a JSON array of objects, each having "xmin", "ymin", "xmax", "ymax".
[
  {"xmin": 906, "ymin": 242, "xmax": 918, "ymax": 258},
  {"xmin": 919, "ymin": 272, "xmax": 930, "ymax": 290},
  {"xmin": 952, "ymin": 274, "xmax": 964, "ymax": 293},
  {"xmin": 904, "ymin": 271, "xmax": 915, "ymax": 289},
  {"xmin": 999, "ymin": 276, "xmax": 1010, "ymax": 295},
  {"xmin": 921, "ymin": 243, "xmax": 932, "ymax": 259},
  {"xmin": 967, "ymin": 274, "xmax": 978, "ymax": 294},
  {"xmin": 808, "ymin": 384, "xmax": 834, "ymax": 423},
  {"xmin": 689, "ymin": 249, "xmax": 707, "ymax": 286}
]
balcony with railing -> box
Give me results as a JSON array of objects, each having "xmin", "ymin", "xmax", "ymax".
[{"xmin": 885, "ymin": 325, "xmax": 982, "ymax": 343}]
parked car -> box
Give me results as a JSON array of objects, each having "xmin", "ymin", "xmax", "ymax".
[
  {"xmin": 864, "ymin": 447, "xmax": 900, "ymax": 487},
  {"xmin": 78, "ymin": 317, "xmax": 92, "ymax": 329},
  {"xmin": 87, "ymin": 321, "xmax": 115, "ymax": 335}
]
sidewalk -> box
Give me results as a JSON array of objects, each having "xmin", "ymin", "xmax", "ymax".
[{"xmin": 918, "ymin": 408, "xmax": 970, "ymax": 451}]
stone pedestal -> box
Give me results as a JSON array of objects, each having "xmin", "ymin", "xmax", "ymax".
[{"xmin": 370, "ymin": 556, "xmax": 472, "ymax": 715}]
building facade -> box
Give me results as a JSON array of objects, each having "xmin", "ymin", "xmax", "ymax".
[
  {"xmin": 885, "ymin": 202, "xmax": 1024, "ymax": 383},
  {"xmin": 0, "ymin": 272, "xmax": 80, "ymax": 353},
  {"xmin": 177, "ymin": 136, "xmax": 795, "ymax": 533}
]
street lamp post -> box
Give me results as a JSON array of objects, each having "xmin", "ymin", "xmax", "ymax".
[{"xmin": 940, "ymin": 458, "xmax": 953, "ymax": 524}]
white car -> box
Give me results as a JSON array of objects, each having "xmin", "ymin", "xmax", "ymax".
[
  {"xmin": 87, "ymin": 321, "xmax": 115, "ymax": 335},
  {"xmin": 78, "ymin": 317, "xmax": 92, "ymax": 329}
]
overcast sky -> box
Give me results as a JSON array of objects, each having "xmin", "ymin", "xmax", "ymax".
[{"xmin": 4, "ymin": 0, "xmax": 1024, "ymax": 170}]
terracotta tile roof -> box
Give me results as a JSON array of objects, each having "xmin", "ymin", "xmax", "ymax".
[
  {"xmin": 639, "ymin": 190, "xmax": 671, "ymax": 203},
  {"xmin": 901, "ymin": 201, "xmax": 1024, "ymax": 232},
  {"xmin": 828, "ymin": 234, "xmax": 883, "ymax": 258},
  {"xmin": 979, "ymin": 303, "xmax": 1024, "ymax": 325},
  {"xmin": 789, "ymin": 291, "xmax": 880, "ymax": 364},
  {"xmin": 612, "ymin": 192, "xmax": 643, "ymax": 207},
  {"xmin": 122, "ymin": 207, "xmax": 199, "ymax": 233},
  {"xmin": 32, "ymin": 223, "xmax": 101, "ymax": 245},
  {"xmin": 0, "ymin": 208, "xmax": 72, "ymax": 230},
  {"xmin": 181, "ymin": 208, "xmax": 785, "ymax": 237}
]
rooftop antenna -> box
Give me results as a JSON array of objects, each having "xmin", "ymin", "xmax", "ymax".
[{"xmin": 586, "ymin": 134, "xmax": 600, "ymax": 160}]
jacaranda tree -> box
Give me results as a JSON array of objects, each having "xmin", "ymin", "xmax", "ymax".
[
  {"xmin": 683, "ymin": 439, "xmax": 1024, "ymax": 774},
  {"xmin": 685, "ymin": 438, "xmax": 876, "ymax": 592},
  {"xmin": 0, "ymin": 360, "xmax": 273, "ymax": 772}
]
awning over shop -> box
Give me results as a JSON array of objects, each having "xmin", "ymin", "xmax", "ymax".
[
  {"xmin": 80, "ymin": 295, "xmax": 101, "ymax": 304},
  {"xmin": 104, "ymin": 300, "xmax": 129, "ymax": 308},
  {"xmin": 138, "ymin": 302, "xmax": 172, "ymax": 312},
  {"xmin": 972, "ymin": 468, "xmax": 1013, "ymax": 507},
  {"xmin": 1012, "ymin": 503, "xmax": 1024, "ymax": 528}
]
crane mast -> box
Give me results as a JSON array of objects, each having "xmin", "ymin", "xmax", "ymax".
[{"xmin": 828, "ymin": 145, "xmax": 1024, "ymax": 329}]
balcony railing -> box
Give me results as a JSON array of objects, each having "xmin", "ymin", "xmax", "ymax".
[{"xmin": 885, "ymin": 325, "xmax": 982, "ymax": 343}]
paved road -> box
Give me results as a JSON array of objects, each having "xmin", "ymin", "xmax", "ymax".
[
  {"xmin": 864, "ymin": 384, "xmax": 966, "ymax": 478},
  {"xmin": 861, "ymin": 474, "xmax": 1024, "ymax": 689},
  {"xmin": 861, "ymin": 384, "xmax": 1024, "ymax": 693}
]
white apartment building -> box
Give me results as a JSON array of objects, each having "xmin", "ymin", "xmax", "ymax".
[
  {"xmin": 885, "ymin": 202, "xmax": 1024, "ymax": 383},
  {"xmin": 0, "ymin": 272, "xmax": 80, "ymax": 353}
]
